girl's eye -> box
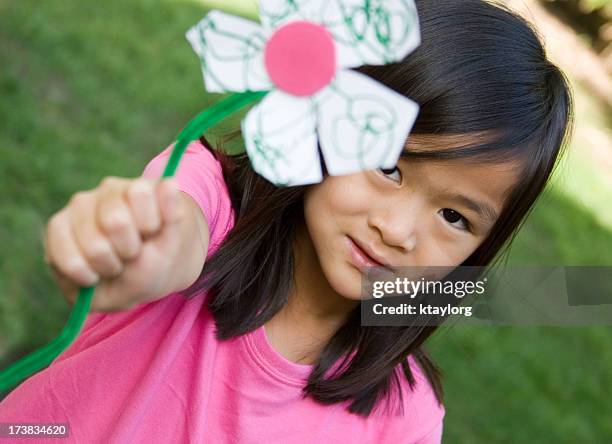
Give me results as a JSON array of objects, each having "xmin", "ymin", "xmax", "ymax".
[
  {"xmin": 378, "ymin": 166, "xmax": 402, "ymax": 184},
  {"xmin": 439, "ymin": 208, "xmax": 470, "ymax": 231}
]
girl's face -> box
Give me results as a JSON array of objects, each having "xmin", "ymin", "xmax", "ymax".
[{"xmin": 303, "ymin": 141, "xmax": 522, "ymax": 300}]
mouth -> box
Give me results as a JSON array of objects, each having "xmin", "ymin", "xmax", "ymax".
[{"xmin": 346, "ymin": 236, "xmax": 391, "ymax": 271}]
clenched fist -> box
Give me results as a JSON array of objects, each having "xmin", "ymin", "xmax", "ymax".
[{"xmin": 43, "ymin": 176, "xmax": 209, "ymax": 312}]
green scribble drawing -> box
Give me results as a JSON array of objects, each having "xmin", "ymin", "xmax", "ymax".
[
  {"xmin": 250, "ymin": 132, "xmax": 286, "ymax": 185},
  {"xmin": 189, "ymin": 1, "xmax": 419, "ymax": 183},
  {"xmin": 190, "ymin": 12, "xmax": 269, "ymax": 92},
  {"xmin": 317, "ymin": 0, "xmax": 419, "ymax": 65},
  {"xmin": 319, "ymin": 80, "xmax": 398, "ymax": 171},
  {"xmin": 245, "ymin": 95, "xmax": 320, "ymax": 185},
  {"xmin": 258, "ymin": 0, "xmax": 303, "ymax": 29}
]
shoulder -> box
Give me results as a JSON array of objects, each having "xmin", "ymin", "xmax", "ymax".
[{"xmin": 142, "ymin": 139, "xmax": 235, "ymax": 251}]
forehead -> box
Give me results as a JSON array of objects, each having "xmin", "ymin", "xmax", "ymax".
[
  {"xmin": 406, "ymin": 159, "xmax": 520, "ymax": 202},
  {"xmin": 402, "ymin": 134, "xmax": 523, "ymax": 210}
]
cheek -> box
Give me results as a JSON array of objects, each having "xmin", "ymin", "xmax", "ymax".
[
  {"xmin": 306, "ymin": 174, "xmax": 374, "ymax": 219},
  {"xmin": 425, "ymin": 233, "xmax": 485, "ymax": 268},
  {"xmin": 304, "ymin": 174, "xmax": 376, "ymax": 244},
  {"xmin": 303, "ymin": 176, "xmax": 373, "ymax": 300}
]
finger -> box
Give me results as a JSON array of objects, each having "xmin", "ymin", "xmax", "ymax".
[
  {"xmin": 45, "ymin": 211, "xmax": 99, "ymax": 287},
  {"xmin": 96, "ymin": 181, "xmax": 142, "ymax": 261},
  {"xmin": 125, "ymin": 178, "xmax": 162, "ymax": 237},
  {"xmin": 157, "ymin": 178, "xmax": 184, "ymax": 226},
  {"xmin": 70, "ymin": 193, "xmax": 125, "ymax": 279},
  {"xmin": 43, "ymin": 227, "xmax": 79, "ymax": 304}
]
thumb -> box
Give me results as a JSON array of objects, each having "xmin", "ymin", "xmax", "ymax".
[
  {"xmin": 157, "ymin": 178, "xmax": 184, "ymax": 224},
  {"xmin": 152, "ymin": 178, "xmax": 186, "ymax": 248}
]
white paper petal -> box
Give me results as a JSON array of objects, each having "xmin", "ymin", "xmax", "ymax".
[
  {"xmin": 186, "ymin": 11, "xmax": 272, "ymax": 93},
  {"xmin": 242, "ymin": 90, "xmax": 322, "ymax": 186},
  {"xmin": 315, "ymin": 70, "xmax": 419, "ymax": 176},
  {"xmin": 257, "ymin": 0, "xmax": 328, "ymax": 32},
  {"xmin": 315, "ymin": 0, "xmax": 420, "ymax": 68}
]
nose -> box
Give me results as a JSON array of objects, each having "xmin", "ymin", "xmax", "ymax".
[{"xmin": 368, "ymin": 200, "xmax": 418, "ymax": 253}]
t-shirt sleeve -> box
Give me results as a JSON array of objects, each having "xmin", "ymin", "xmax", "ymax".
[{"xmin": 140, "ymin": 140, "xmax": 234, "ymax": 252}]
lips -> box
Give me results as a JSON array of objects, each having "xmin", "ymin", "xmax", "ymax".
[{"xmin": 346, "ymin": 236, "xmax": 389, "ymax": 270}]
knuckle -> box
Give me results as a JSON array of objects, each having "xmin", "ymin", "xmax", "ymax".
[
  {"xmin": 46, "ymin": 213, "xmax": 69, "ymax": 245},
  {"xmin": 84, "ymin": 239, "xmax": 114, "ymax": 262},
  {"xmin": 100, "ymin": 209, "xmax": 131, "ymax": 233},
  {"xmin": 100, "ymin": 176, "xmax": 120, "ymax": 188},
  {"xmin": 47, "ymin": 212, "xmax": 65, "ymax": 232},
  {"xmin": 127, "ymin": 179, "xmax": 152, "ymax": 200},
  {"xmin": 63, "ymin": 258, "xmax": 90, "ymax": 279},
  {"xmin": 69, "ymin": 191, "xmax": 90, "ymax": 207},
  {"xmin": 123, "ymin": 243, "xmax": 141, "ymax": 261}
]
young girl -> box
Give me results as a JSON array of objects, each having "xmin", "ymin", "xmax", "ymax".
[{"xmin": 0, "ymin": 0, "xmax": 572, "ymax": 442}]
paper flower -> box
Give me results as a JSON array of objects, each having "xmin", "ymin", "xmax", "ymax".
[{"xmin": 186, "ymin": 0, "xmax": 421, "ymax": 186}]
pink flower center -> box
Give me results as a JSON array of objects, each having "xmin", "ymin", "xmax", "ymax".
[{"xmin": 264, "ymin": 21, "xmax": 337, "ymax": 97}]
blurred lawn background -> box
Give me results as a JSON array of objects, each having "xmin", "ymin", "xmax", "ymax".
[{"xmin": 1, "ymin": 0, "xmax": 611, "ymax": 442}]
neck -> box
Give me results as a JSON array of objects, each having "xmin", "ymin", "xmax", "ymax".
[{"xmin": 263, "ymin": 220, "xmax": 359, "ymax": 365}]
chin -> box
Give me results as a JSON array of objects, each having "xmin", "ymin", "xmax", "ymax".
[{"xmin": 321, "ymin": 258, "xmax": 365, "ymax": 301}]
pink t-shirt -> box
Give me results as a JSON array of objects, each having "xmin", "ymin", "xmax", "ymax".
[{"xmin": 0, "ymin": 141, "xmax": 445, "ymax": 443}]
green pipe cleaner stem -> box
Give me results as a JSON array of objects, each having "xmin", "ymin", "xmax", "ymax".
[{"xmin": 0, "ymin": 90, "xmax": 268, "ymax": 393}]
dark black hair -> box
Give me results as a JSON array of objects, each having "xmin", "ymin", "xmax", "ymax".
[{"xmin": 187, "ymin": 0, "xmax": 573, "ymax": 417}]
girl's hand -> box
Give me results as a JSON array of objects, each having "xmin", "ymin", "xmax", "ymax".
[{"xmin": 43, "ymin": 176, "xmax": 208, "ymax": 312}]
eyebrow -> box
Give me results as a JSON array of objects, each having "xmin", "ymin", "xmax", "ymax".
[{"xmin": 447, "ymin": 193, "xmax": 499, "ymax": 226}]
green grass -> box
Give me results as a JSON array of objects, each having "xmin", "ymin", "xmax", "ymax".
[{"xmin": 1, "ymin": 0, "xmax": 611, "ymax": 442}]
